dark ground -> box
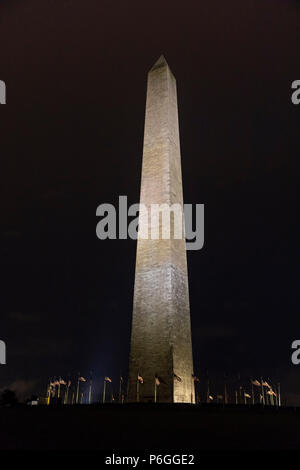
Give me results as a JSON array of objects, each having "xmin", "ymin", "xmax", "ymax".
[{"xmin": 1, "ymin": 403, "xmax": 300, "ymax": 451}]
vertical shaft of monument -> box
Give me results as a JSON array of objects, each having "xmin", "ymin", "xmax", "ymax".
[{"xmin": 128, "ymin": 56, "xmax": 194, "ymax": 403}]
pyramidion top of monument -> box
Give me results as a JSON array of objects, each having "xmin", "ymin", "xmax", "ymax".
[{"xmin": 150, "ymin": 54, "xmax": 172, "ymax": 73}]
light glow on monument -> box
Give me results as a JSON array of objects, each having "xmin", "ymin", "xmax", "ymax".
[{"xmin": 128, "ymin": 56, "xmax": 195, "ymax": 403}]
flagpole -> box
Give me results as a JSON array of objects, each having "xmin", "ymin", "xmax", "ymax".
[
  {"xmin": 251, "ymin": 379, "xmax": 254, "ymax": 405},
  {"xmin": 274, "ymin": 384, "xmax": 278, "ymax": 407},
  {"xmin": 154, "ymin": 379, "xmax": 157, "ymax": 403},
  {"xmin": 235, "ymin": 390, "xmax": 238, "ymax": 405},
  {"xmin": 46, "ymin": 378, "xmax": 51, "ymax": 405},
  {"xmin": 47, "ymin": 384, "xmax": 51, "ymax": 405},
  {"xmin": 206, "ymin": 378, "xmax": 210, "ymax": 404},
  {"xmin": 58, "ymin": 377, "xmax": 61, "ymax": 399},
  {"xmin": 137, "ymin": 373, "xmax": 140, "ymax": 403},
  {"xmin": 65, "ymin": 385, "xmax": 69, "ymax": 405},
  {"xmin": 53, "ymin": 376, "xmax": 57, "ymax": 399},
  {"xmin": 278, "ymin": 382, "xmax": 281, "ymax": 406},
  {"xmin": 119, "ymin": 376, "xmax": 122, "ymax": 402},
  {"xmin": 89, "ymin": 372, "xmax": 92, "ymax": 405},
  {"xmin": 260, "ymin": 377, "xmax": 265, "ymax": 405},
  {"xmin": 103, "ymin": 379, "xmax": 106, "ymax": 404},
  {"xmin": 46, "ymin": 378, "xmax": 50, "ymax": 405},
  {"xmin": 268, "ymin": 384, "xmax": 272, "ymax": 406},
  {"xmin": 76, "ymin": 376, "xmax": 80, "ymax": 404}
]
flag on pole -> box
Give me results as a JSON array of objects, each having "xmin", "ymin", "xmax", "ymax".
[
  {"xmin": 173, "ymin": 373, "xmax": 182, "ymax": 382},
  {"xmin": 209, "ymin": 395, "xmax": 213, "ymax": 401},
  {"xmin": 137, "ymin": 374, "xmax": 143, "ymax": 384},
  {"xmin": 79, "ymin": 376, "xmax": 86, "ymax": 382},
  {"xmin": 105, "ymin": 376, "xmax": 112, "ymax": 383},
  {"xmin": 251, "ymin": 379, "xmax": 261, "ymax": 386},
  {"xmin": 59, "ymin": 379, "xmax": 66, "ymax": 385},
  {"xmin": 244, "ymin": 393, "xmax": 251, "ymax": 398},
  {"xmin": 262, "ymin": 380, "xmax": 271, "ymax": 388},
  {"xmin": 155, "ymin": 375, "xmax": 160, "ymax": 386}
]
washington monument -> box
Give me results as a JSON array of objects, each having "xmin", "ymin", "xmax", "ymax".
[{"xmin": 128, "ymin": 56, "xmax": 195, "ymax": 403}]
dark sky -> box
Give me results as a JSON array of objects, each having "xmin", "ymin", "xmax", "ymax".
[{"xmin": 0, "ymin": 0, "xmax": 300, "ymax": 403}]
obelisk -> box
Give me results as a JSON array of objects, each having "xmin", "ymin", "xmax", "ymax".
[{"xmin": 128, "ymin": 56, "xmax": 195, "ymax": 403}]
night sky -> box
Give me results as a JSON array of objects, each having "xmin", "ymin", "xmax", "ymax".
[{"xmin": 1, "ymin": 0, "xmax": 300, "ymax": 404}]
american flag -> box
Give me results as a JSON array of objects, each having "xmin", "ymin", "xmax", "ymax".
[
  {"xmin": 251, "ymin": 379, "xmax": 261, "ymax": 387},
  {"xmin": 262, "ymin": 381, "xmax": 271, "ymax": 388}
]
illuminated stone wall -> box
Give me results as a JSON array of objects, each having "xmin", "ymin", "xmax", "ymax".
[{"xmin": 128, "ymin": 56, "xmax": 195, "ymax": 403}]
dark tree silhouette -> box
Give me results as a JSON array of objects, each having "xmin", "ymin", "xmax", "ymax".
[{"xmin": 0, "ymin": 389, "xmax": 18, "ymax": 406}]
